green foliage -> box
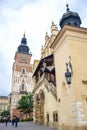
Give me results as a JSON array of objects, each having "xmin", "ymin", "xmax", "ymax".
[
  {"xmin": 17, "ymin": 93, "xmax": 33, "ymax": 117},
  {"xmin": 1, "ymin": 110, "xmax": 10, "ymax": 117},
  {"xmin": 20, "ymin": 118, "xmax": 33, "ymax": 122}
]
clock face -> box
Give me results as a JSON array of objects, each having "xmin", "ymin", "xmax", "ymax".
[{"xmin": 21, "ymin": 54, "xmax": 26, "ymax": 62}]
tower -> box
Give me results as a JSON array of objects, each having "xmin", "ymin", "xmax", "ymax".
[
  {"xmin": 10, "ymin": 34, "xmax": 33, "ymax": 119},
  {"xmin": 59, "ymin": 4, "xmax": 81, "ymax": 28}
]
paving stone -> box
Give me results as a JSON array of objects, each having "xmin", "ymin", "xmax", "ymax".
[{"xmin": 0, "ymin": 122, "xmax": 57, "ymax": 130}]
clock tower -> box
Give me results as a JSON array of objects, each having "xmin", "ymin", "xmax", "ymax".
[{"xmin": 10, "ymin": 34, "xmax": 33, "ymax": 119}]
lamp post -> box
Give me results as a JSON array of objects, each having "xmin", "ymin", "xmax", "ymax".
[
  {"xmin": 65, "ymin": 56, "xmax": 73, "ymax": 85},
  {"xmin": 65, "ymin": 63, "xmax": 72, "ymax": 84}
]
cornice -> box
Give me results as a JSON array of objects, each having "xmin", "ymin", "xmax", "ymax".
[{"xmin": 50, "ymin": 25, "xmax": 87, "ymax": 49}]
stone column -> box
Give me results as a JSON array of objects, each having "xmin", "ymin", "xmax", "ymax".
[{"xmin": 72, "ymin": 101, "xmax": 87, "ymax": 129}]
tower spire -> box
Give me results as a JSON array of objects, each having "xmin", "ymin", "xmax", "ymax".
[
  {"xmin": 59, "ymin": 2, "xmax": 81, "ymax": 28},
  {"xmin": 23, "ymin": 32, "xmax": 25, "ymax": 38},
  {"xmin": 21, "ymin": 33, "xmax": 27, "ymax": 45}
]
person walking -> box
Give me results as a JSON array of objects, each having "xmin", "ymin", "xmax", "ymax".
[
  {"xmin": 15, "ymin": 116, "xmax": 18, "ymax": 127},
  {"xmin": 5, "ymin": 117, "xmax": 8, "ymax": 127},
  {"xmin": 12, "ymin": 118, "xmax": 15, "ymax": 126}
]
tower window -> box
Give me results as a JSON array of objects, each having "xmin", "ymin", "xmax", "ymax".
[
  {"xmin": 22, "ymin": 68, "xmax": 26, "ymax": 74},
  {"xmin": 22, "ymin": 84, "xmax": 24, "ymax": 90}
]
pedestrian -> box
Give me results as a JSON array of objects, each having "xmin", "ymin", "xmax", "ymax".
[
  {"xmin": 15, "ymin": 116, "xmax": 18, "ymax": 127},
  {"xmin": 12, "ymin": 118, "xmax": 14, "ymax": 126},
  {"xmin": 5, "ymin": 117, "xmax": 8, "ymax": 127}
]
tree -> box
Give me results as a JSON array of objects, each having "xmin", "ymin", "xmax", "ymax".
[
  {"xmin": 1, "ymin": 110, "xmax": 10, "ymax": 118},
  {"xmin": 17, "ymin": 92, "xmax": 33, "ymax": 119},
  {"xmin": 26, "ymin": 93, "xmax": 33, "ymax": 117}
]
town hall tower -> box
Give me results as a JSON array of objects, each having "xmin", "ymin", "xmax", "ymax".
[{"xmin": 10, "ymin": 34, "xmax": 33, "ymax": 119}]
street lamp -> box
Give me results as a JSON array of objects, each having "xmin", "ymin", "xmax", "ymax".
[
  {"xmin": 65, "ymin": 63, "xmax": 72, "ymax": 84},
  {"xmin": 65, "ymin": 56, "xmax": 73, "ymax": 85}
]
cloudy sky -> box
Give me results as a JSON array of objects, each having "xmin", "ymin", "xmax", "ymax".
[{"xmin": 0, "ymin": 0, "xmax": 87, "ymax": 96}]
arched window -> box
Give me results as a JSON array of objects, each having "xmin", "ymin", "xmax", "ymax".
[
  {"xmin": 86, "ymin": 97, "xmax": 87, "ymax": 104},
  {"xmin": 21, "ymin": 84, "xmax": 24, "ymax": 90},
  {"xmin": 35, "ymin": 94, "xmax": 39, "ymax": 103},
  {"xmin": 40, "ymin": 90, "xmax": 45, "ymax": 100},
  {"xmin": 22, "ymin": 68, "xmax": 26, "ymax": 74}
]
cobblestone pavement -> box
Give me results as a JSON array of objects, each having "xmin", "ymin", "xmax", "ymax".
[{"xmin": 0, "ymin": 122, "xmax": 57, "ymax": 130}]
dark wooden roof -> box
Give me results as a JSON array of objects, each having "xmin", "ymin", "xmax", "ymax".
[{"xmin": 33, "ymin": 54, "xmax": 54, "ymax": 77}]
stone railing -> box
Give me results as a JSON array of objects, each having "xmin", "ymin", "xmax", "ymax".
[
  {"xmin": 33, "ymin": 74, "xmax": 45, "ymax": 93},
  {"xmin": 33, "ymin": 75, "xmax": 57, "ymax": 100},
  {"xmin": 44, "ymin": 79, "xmax": 57, "ymax": 100},
  {"xmin": 49, "ymin": 82, "xmax": 57, "ymax": 100}
]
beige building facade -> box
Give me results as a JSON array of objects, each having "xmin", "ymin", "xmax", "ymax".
[
  {"xmin": 33, "ymin": 5, "xmax": 87, "ymax": 130},
  {"xmin": 33, "ymin": 22, "xmax": 58, "ymax": 129},
  {"xmin": 51, "ymin": 25, "xmax": 87, "ymax": 129},
  {"xmin": 0, "ymin": 96, "xmax": 8, "ymax": 114}
]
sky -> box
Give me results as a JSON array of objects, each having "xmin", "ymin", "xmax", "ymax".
[{"xmin": 0, "ymin": 0, "xmax": 87, "ymax": 96}]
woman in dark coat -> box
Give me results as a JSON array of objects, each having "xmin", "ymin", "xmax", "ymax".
[
  {"xmin": 12, "ymin": 118, "xmax": 15, "ymax": 126},
  {"xmin": 15, "ymin": 116, "xmax": 18, "ymax": 127}
]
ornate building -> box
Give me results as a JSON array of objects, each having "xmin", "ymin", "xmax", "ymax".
[
  {"xmin": 33, "ymin": 4, "xmax": 87, "ymax": 130},
  {"xmin": 33, "ymin": 22, "xmax": 58, "ymax": 128},
  {"xmin": 0, "ymin": 96, "xmax": 8, "ymax": 115},
  {"xmin": 10, "ymin": 34, "xmax": 33, "ymax": 119}
]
